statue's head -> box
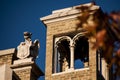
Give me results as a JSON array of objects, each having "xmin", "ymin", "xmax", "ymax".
[{"xmin": 23, "ymin": 32, "xmax": 32, "ymax": 39}]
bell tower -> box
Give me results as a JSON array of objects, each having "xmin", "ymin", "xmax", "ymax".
[{"xmin": 41, "ymin": 3, "xmax": 110, "ymax": 80}]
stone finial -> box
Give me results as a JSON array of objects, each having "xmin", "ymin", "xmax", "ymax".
[{"xmin": 17, "ymin": 32, "xmax": 40, "ymax": 59}]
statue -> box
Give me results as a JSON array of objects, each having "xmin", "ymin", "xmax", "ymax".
[
  {"xmin": 17, "ymin": 32, "xmax": 40, "ymax": 60},
  {"xmin": 63, "ymin": 57, "xmax": 69, "ymax": 71}
]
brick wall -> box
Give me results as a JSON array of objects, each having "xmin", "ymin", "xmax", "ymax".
[
  {"xmin": 0, "ymin": 54, "xmax": 13, "ymax": 65},
  {"xmin": 52, "ymin": 69, "xmax": 90, "ymax": 80},
  {"xmin": 45, "ymin": 18, "xmax": 97, "ymax": 80},
  {"xmin": 0, "ymin": 48, "xmax": 15, "ymax": 65},
  {"xmin": 14, "ymin": 67, "xmax": 31, "ymax": 80}
]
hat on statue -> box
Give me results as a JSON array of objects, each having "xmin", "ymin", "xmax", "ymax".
[{"xmin": 23, "ymin": 31, "xmax": 32, "ymax": 39}]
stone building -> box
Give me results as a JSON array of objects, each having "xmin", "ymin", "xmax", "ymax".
[
  {"xmin": 41, "ymin": 3, "xmax": 113, "ymax": 80},
  {"xmin": 0, "ymin": 32, "xmax": 44, "ymax": 80},
  {"xmin": 0, "ymin": 2, "xmax": 114, "ymax": 80}
]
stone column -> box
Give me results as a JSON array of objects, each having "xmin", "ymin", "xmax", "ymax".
[
  {"xmin": 102, "ymin": 58, "xmax": 106, "ymax": 79},
  {"xmin": 102, "ymin": 58, "xmax": 109, "ymax": 80},
  {"xmin": 70, "ymin": 45, "xmax": 74, "ymax": 70},
  {"xmin": 106, "ymin": 67, "xmax": 109, "ymax": 80},
  {"xmin": 54, "ymin": 45, "xmax": 58, "ymax": 73},
  {"xmin": 97, "ymin": 51, "xmax": 101, "ymax": 71}
]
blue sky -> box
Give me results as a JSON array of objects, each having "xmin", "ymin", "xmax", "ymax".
[{"xmin": 0, "ymin": 0, "xmax": 120, "ymax": 80}]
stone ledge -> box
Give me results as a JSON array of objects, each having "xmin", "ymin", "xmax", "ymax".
[
  {"xmin": 13, "ymin": 57, "xmax": 33, "ymax": 65},
  {"xmin": 52, "ymin": 3, "xmax": 98, "ymax": 14},
  {"xmin": 10, "ymin": 61, "xmax": 34, "ymax": 69},
  {"xmin": 0, "ymin": 48, "xmax": 16, "ymax": 56},
  {"xmin": 52, "ymin": 67, "xmax": 89, "ymax": 76},
  {"xmin": 40, "ymin": 2, "xmax": 100, "ymax": 22}
]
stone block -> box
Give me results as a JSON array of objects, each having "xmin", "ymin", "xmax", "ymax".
[{"xmin": 11, "ymin": 61, "xmax": 44, "ymax": 80}]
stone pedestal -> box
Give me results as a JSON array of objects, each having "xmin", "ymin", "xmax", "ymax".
[{"xmin": 11, "ymin": 58, "xmax": 44, "ymax": 80}]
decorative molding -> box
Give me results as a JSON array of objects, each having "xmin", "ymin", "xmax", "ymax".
[{"xmin": 40, "ymin": 3, "xmax": 100, "ymax": 24}]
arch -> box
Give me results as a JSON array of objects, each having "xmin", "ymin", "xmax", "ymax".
[
  {"xmin": 54, "ymin": 36, "xmax": 71, "ymax": 72},
  {"xmin": 55, "ymin": 36, "xmax": 72, "ymax": 46},
  {"xmin": 72, "ymin": 32, "xmax": 87, "ymax": 45},
  {"xmin": 73, "ymin": 32, "xmax": 89, "ymax": 69}
]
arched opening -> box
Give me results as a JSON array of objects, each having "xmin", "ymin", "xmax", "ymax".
[
  {"xmin": 74, "ymin": 36, "xmax": 89, "ymax": 69},
  {"xmin": 53, "ymin": 37, "xmax": 71, "ymax": 73},
  {"xmin": 53, "ymin": 33, "xmax": 89, "ymax": 73},
  {"xmin": 57, "ymin": 40, "xmax": 70, "ymax": 72}
]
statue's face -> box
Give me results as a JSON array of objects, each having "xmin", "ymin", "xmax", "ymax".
[
  {"xmin": 23, "ymin": 32, "xmax": 32, "ymax": 39},
  {"xmin": 24, "ymin": 35, "xmax": 31, "ymax": 39}
]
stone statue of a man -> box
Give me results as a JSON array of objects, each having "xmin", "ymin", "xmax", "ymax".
[{"xmin": 17, "ymin": 32, "xmax": 40, "ymax": 59}]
